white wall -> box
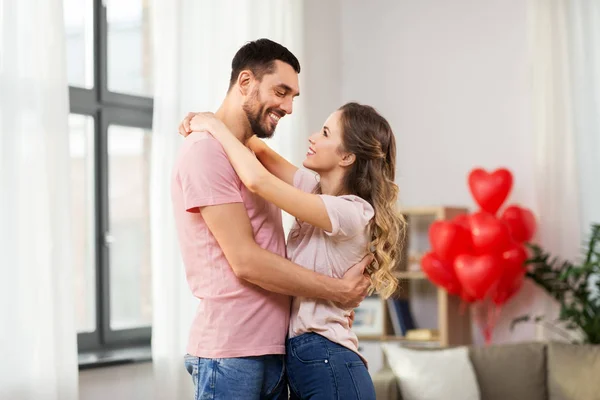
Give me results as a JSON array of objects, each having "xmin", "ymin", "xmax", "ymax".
[
  {"xmin": 340, "ymin": 0, "xmax": 535, "ymax": 209},
  {"xmin": 338, "ymin": 0, "xmax": 549, "ymax": 344},
  {"xmin": 301, "ymin": 0, "xmax": 343, "ymax": 131}
]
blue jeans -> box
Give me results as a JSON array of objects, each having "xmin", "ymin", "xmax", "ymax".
[
  {"xmin": 286, "ymin": 333, "xmax": 376, "ymax": 400},
  {"xmin": 184, "ymin": 354, "xmax": 287, "ymax": 400}
]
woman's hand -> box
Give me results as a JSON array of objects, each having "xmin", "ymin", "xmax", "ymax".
[
  {"xmin": 189, "ymin": 112, "xmax": 225, "ymax": 136},
  {"xmin": 178, "ymin": 112, "xmax": 197, "ymax": 137}
]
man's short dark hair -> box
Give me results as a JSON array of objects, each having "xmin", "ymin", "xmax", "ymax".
[{"xmin": 228, "ymin": 38, "xmax": 301, "ymax": 89}]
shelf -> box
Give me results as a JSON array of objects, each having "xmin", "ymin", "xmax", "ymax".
[
  {"xmin": 400, "ymin": 206, "xmax": 469, "ymax": 219},
  {"xmin": 357, "ymin": 334, "xmax": 387, "ymax": 341},
  {"xmin": 357, "ymin": 334, "xmax": 440, "ymax": 344},
  {"xmin": 357, "ymin": 205, "xmax": 472, "ymax": 348},
  {"xmin": 394, "ymin": 270, "xmax": 427, "ymax": 280},
  {"xmin": 400, "ymin": 206, "xmax": 445, "ymax": 216},
  {"xmin": 381, "ymin": 335, "xmax": 439, "ymax": 343}
]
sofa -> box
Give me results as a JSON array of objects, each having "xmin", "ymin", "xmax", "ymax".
[{"xmin": 372, "ymin": 341, "xmax": 600, "ymax": 400}]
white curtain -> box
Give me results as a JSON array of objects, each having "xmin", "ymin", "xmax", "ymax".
[
  {"xmin": 530, "ymin": 0, "xmax": 600, "ymax": 337},
  {"xmin": 569, "ymin": 1, "xmax": 600, "ymax": 234},
  {"xmin": 150, "ymin": 1, "xmax": 305, "ymax": 399},
  {"xmin": 0, "ymin": 0, "xmax": 79, "ymax": 399},
  {"xmin": 530, "ymin": 0, "xmax": 600, "ymax": 261}
]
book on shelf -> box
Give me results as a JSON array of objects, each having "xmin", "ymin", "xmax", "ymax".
[{"xmin": 386, "ymin": 297, "xmax": 416, "ymax": 336}]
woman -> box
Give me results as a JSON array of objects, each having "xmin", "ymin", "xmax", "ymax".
[{"xmin": 187, "ymin": 102, "xmax": 405, "ymax": 400}]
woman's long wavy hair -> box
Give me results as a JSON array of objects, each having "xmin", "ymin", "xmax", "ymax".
[{"xmin": 336, "ymin": 102, "xmax": 406, "ymax": 299}]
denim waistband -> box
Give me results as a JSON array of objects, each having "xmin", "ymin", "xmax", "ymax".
[
  {"xmin": 286, "ymin": 332, "xmax": 351, "ymax": 354},
  {"xmin": 287, "ymin": 332, "xmax": 324, "ymax": 347}
]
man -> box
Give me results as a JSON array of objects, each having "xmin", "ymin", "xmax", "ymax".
[{"xmin": 171, "ymin": 39, "xmax": 370, "ymax": 399}]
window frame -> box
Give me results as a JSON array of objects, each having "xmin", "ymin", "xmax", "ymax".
[{"xmin": 70, "ymin": 0, "xmax": 153, "ymax": 354}]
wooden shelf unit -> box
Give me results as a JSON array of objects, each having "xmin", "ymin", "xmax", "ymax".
[{"xmin": 357, "ymin": 206, "xmax": 472, "ymax": 348}]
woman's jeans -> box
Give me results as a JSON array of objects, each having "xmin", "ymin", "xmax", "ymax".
[{"xmin": 285, "ymin": 333, "xmax": 376, "ymax": 400}]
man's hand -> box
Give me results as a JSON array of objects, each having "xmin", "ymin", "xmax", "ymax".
[
  {"xmin": 336, "ymin": 254, "xmax": 373, "ymax": 309},
  {"xmin": 178, "ymin": 112, "xmax": 199, "ymax": 137}
]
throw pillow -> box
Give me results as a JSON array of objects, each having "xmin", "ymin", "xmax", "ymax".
[
  {"xmin": 469, "ymin": 342, "xmax": 547, "ymax": 400},
  {"xmin": 382, "ymin": 344, "xmax": 481, "ymax": 400},
  {"xmin": 547, "ymin": 341, "xmax": 600, "ymax": 400}
]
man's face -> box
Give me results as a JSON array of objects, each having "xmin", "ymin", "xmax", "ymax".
[{"xmin": 242, "ymin": 60, "xmax": 300, "ymax": 139}]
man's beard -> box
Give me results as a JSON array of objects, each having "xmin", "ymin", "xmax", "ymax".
[{"xmin": 242, "ymin": 89, "xmax": 276, "ymax": 139}]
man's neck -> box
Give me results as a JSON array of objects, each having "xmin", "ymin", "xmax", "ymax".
[{"xmin": 215, "ymin": 97, "xmax": 253, "ymax": 145}]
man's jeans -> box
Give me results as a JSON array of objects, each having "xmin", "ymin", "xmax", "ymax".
[{"xmin": 184, "ymin": 354, "xmax": 287, "ymax": 400}]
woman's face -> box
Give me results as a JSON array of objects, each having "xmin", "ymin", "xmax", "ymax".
[{"xmin": 302, "ymin": 110, "xmax": 346, "ymax": 173}]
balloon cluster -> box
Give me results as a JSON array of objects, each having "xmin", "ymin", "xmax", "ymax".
[{"xmin": 421, "ymin": 168, "xmax": 537, "ymax": 309}]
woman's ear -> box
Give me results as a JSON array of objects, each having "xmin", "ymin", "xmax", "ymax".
[{"xmin": 339, "ymin": 153, "xmax": 356, "ymax": 167}]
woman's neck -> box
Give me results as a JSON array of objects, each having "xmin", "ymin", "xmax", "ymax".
[{"xmin": 318, "ymin": 169, "xmax": 347, "ymax": 196}]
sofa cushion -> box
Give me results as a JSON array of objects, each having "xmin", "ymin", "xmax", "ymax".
[
  {"xmin": 469, "ymin": 342, "xmax": 547, "ymax": 400},
  {"xmin": 373, "ymin": 368, "xmax": 400, "ymax": 400},
  {"xmin": 547, "ymin": 341, "xmax": 600, "ymax": 400},
  {"xmin": 382, "ymin": 344, "xmax": 480, "ymax": 400}
]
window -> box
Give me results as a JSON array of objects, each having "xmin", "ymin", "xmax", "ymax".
[{"xmin": 64, "ymin": 0, "xmax": 153, "ymax": 353}]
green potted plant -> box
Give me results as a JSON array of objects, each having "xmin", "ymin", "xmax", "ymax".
[{"xmin": 512, "ymin": 224, "xmax": 600, "ymax": 344}]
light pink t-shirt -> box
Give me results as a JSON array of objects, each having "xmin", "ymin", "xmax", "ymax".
[
  {"xmin": 287, "ymin": 169, "xmax": 374, "ymax": 357},
  {"xmin": 171, "ymin": 132, "xmax": 290, "ymax": 358}
]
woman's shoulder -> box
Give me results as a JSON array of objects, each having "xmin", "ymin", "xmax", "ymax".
[
  {"xmin": 293, "ymin": 168, "xmax": 319, "ymax": 193},
  {"xmin": 318, "ymin": 194, "xmax": 374, "ymax": 238},
  {"xmin": 333, "ymin": 194, "xmax": 374, "ymax": 217}
]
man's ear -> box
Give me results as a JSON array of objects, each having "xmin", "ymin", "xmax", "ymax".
[
  {"xmin": 237, "ymin": 70, "xmax": 253, "ymax": 96},
  {"xmin": 340, "ymin": 153, "xmax": 356, "ymax": 167}
]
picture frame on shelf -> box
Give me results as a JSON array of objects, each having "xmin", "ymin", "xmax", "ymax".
[{"xmin": 353, "ymin": 296, "xmax": 384, "ymax": 336}]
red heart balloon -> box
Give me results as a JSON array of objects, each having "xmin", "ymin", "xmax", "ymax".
[
  {"xmin": 429, "ymin": 221, "xmax": 471, "ymax": 262},
  {"xmin": 493, "ymin": 270, "xmax": 525, "ymax": 305},
  {"xmin": 460, "ymin": 290, "xmax": 477, "ymax": 304},
  {"xmin": 421, "ymin": 251, "xmax": 462, "ymax": 295},
  {"xmin": 502, "ymin": 241, "xmax": 528, "ymax": 274},
  {"xmin": 493, "ymin": 242, "xmax": 528, "ymax": 305},
  {"xmin": 454, "ymin": 254, "xmax": 503, "ymax": 300},
  {"xmin": 452, "ymin": 214, "xmax": 471, "ymax": 231},
  {"xmin": 500, "ymin": 205, "xmax": 537, "ymax": 243},
  {"xmin": 468, "ymin": 168, "xmax": 513, "ymax": 215},
  {"xmin": 468, "ymin": 211, "xmax": 511, "ymax": 254}
]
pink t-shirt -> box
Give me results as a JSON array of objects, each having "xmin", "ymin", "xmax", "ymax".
[
  {"xmin": 287, "ymin": 169, "xmax": 374, "ymax": 358},
  {"xmin": 171, "ymin": 132, "xmax": 290, "ymax": 358}
]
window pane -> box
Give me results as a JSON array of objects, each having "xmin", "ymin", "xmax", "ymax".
[
  {"xmin": 64, "ymin": 0, "xmax": 94, "ymax": 88},
  {"xmin": 107, "ymin": 0, "xmax": 153, "ymax": 97},
  {"xmin": 69, "ymin": 114, "xmax": 96, "ymax": 333},
  {"xmin": 108, "ymin": 125, "xmax": 152, "ymax": 330}
]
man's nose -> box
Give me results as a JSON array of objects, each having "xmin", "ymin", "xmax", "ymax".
[{"xmin": 280, "ymin": 98, "xmax": 293, "ymax": 115}]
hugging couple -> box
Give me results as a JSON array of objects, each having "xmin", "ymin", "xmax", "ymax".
[{"xmin": 171, "ymin": 38, "xmax": 405, "ymax": 400}]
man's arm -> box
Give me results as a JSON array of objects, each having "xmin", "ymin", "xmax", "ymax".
[{"xmin": 201, "ymin": 202, "xmax": 370, "ymax": 308}]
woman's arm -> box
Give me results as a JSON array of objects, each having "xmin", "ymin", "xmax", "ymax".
[
  {"xmin": 190, "ymin": 113, "xmax": 333, "ymax": 233},
  {"xmin": 246, "ymin": 136, "xmax": 298, "ymax": 186}
]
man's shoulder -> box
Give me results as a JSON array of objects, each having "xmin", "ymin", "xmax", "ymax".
[
  {"xmin": 176, "ymin": 132, "xmax": 232, "ymax": 169},
  {"xmin": 184, "ymin": 131, "xmax": 226, "ymax": 154}
]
